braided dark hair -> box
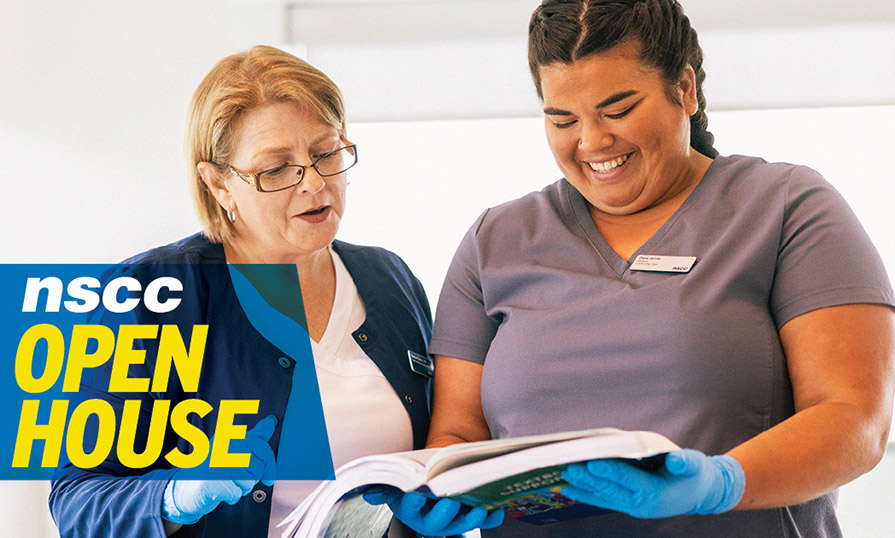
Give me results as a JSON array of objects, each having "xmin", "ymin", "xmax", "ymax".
[{"xmin": 529, "ymin": 0, "xmax": 717, "ymax": 158}]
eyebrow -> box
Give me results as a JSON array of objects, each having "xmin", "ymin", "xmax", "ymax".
[
  {"xmin": 249, "ymin": 134, "xmax": 340, "ymax": 163},
  {"xmin": 543, "ymin": 90, "xmax": 639, "ymax": 115},
  {"xmin": 250, "ymin": 147, "xmax": 292, "ymax": 163}
]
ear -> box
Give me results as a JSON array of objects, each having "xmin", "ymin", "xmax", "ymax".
[
  {"xmin": 679, "ymin": 65, "xmax": 699, "ymax": 117},
  {"xmin": 197, "ymin": 162, "xmax": 234, "ymax": 211}
]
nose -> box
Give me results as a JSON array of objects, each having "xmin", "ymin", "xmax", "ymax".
[
  {"xmin": 578, "ymin": 121, "xmax": 614, "ymax": 152},
  {"xmin": 296, "ymin": 167, "xmax": 326, "ymax": 195}
]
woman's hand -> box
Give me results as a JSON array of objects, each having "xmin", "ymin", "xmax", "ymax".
[
  {"xmin": 561, "ymin": 449, "xmax": 745, "ymax": 518},
  {"xmin": 364, "ymin": 486, "xmax": 504, "ymax": 535},
  {"xmin": 162, "ymin": 416, "xmax": 278, "ymax": 525}
]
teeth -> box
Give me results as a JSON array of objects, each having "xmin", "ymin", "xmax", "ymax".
[{"xmin": 588, "ymin": 153, "xmax": 630, "ymax": 173}]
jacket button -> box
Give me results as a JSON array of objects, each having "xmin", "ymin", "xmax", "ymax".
[
  {"xmin": 252, "ymin": 490, "xmax": 267, "ymax": 503},
  {"xmin": 278, "ymin": 356, "xmax": 291, "ymax": 368},
  {"xmin": 357, "ymin": 332, "xmax": 368, "ymax": 342},
  {"xmin": 404, "ymin": 394, "xmax": 413, "ymax": 404}
]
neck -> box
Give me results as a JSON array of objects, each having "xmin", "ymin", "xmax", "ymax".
[{"xmin": 592, "ymin": 151, "xmax": 712, "ymax": 227}]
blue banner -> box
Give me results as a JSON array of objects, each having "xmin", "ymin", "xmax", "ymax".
[{"xmin": 0, "ymin": 264, "xmax": 333, "ymax": 480}]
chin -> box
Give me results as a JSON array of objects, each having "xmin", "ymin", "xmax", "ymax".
[{"xmin": 290, "ymin": 232, "xmax": 336, "ymax": 254}]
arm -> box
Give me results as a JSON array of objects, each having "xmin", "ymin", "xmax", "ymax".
[
  {"xmin": 49, "ymin": 263, "xmax": 276, "ymax": 537},
  {"xmin": 426, "ymin": 356, "xmax": 492, "ymax": 448},
  {"xmin": 727, "ymin": 167, "xmax": 895, "ymax": 508},
  {"xmin": 50, "ymin": 465, "xmax": 180, "ymax": 538},
  {"xmin": 562, "ymin": 303, "xmax": 895, "ymax": 517},
  {"xmin": 370, "ymin": 214, "xmax": 504, "ymax": 532},
  {"xmin": 51, "ymin": 416, "xmax": 277, "ymax": 538},
  {"xmin": 48, "ymin": 269, "xmax": 182, "ymax": 538},
  {"xmin": 728, "ymin": 303, "xmax": 895, "ymax": 509},
  {"xmin": 425, "ymin": 210, "xmax": 499, "ymax": 451}
]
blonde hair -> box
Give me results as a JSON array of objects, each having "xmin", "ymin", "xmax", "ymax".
[{"xmin": 186, "ymin": 45, "xmax": 347, "ymax": 242}]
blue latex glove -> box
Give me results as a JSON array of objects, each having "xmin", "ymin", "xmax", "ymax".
[
  {"xmin": 162, "ymin": 416, "xmax": 278, "ymax": 524},
  {"xmin": 363, "ymin": 486, "xmax": 505, "ymax": 535},
  {"xmin": 561, "ymin": 449, "xmax": 745, "ymax": 518}
]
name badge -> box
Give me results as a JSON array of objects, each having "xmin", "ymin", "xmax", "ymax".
[
  {"xmin": 407, "ymin": 350, "xmax": 434, "ymax": 378},
  {"xmin": 630, "ymin": 254, "xmax": 697, "ymax": 273}
]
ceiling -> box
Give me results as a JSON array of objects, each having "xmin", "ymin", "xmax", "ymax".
[
  {"xmin": 219, "ymin": 0, "xmax": 895, "ymax": 120},
  {"xmin": 283, "ymin": 0, "xmax": 895, "ymax": 45}
]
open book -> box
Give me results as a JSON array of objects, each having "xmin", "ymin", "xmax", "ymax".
[{"xmin": 278, "ymin": 427, "xmax": 679, "ymax": 538}]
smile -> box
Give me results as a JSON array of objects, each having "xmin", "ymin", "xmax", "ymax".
[{"xmin": 587, "ymin": 153, "xmax": 631, "ymax": 173}]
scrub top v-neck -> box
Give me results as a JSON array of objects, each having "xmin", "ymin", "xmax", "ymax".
[{"xmin": 567, "ymin": 158, "xmax": 716, "ymax": 277}]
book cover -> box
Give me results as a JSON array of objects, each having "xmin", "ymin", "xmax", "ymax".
[
  {"xmin": 278, "ymin": 428, "xmax": 679, "ymax": 537},
  {"xmin": 449, "ymin": 453, "xmax": 667, "ymax": 525}
]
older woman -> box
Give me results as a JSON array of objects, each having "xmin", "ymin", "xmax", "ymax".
[
  {"xmin": 48, "ymin": 46, "xmax": 432, "ymax": 538},
  {"xmin": 380, "ymin": 1, "xmax": 895, "ymax": 537}
]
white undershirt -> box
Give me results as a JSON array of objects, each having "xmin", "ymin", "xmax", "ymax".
[{"xmin": 268, "ymin": 247, "xmax": 414, "ymax": 536}]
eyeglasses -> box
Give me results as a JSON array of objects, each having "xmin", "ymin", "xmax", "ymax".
[{"xmin": 224, "ymin": 144, "xmax": 358, "ymax": 193}]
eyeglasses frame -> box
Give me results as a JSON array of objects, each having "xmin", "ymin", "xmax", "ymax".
[{"xmin": 223, "ymin": 143, "xmax": 358, "ymax": 193}]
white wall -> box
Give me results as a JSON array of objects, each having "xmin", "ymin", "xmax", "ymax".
[{"xmin": 1, "ymin": 1, "xmax": 894, "ymax": 537}]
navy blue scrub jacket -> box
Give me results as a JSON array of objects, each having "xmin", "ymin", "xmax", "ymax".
[{"xmin": 48, "ymin": 233, "xmax": 433, "ymax": 538}]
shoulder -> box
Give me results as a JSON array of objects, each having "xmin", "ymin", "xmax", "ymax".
[
  {"xmin": 333, "ymin": 239, "xmax": 413, "ymax": 277},
  {"xmin": 109, "ymin": 233, "xmax": 227, "ymax": 292},
  {"xmin": 719, "ymin": 155, "xmax": 846, "ymax": 216},
  {"xmin": 478, "ymin": 179, "xmax": 566, "ymax": 228},
  {"xmin": 695, "ymin": 155, "xmax": 837, "ymax": 222},
  {"xmin": 447, "ymin": 179, "xmax": 568, "ymax": 249},
  {"xmin": 712, "ymin": 154, "xmax": 828, "ymax": 192},
  {"xmin": 452, "ymin": 180, "xmax": 569, "ymax": 255},
  {"xmin": 333, "ymin": 240, "xmax": 422, "ymax": 294},
  {"xmin": 89, "ymin": 234, "xmax": 225, "ymax": 325},
  {"xmin": 120, "ymin": 232, "xmax": 225, "ymax": 265},
  {"xmin": 333, "ymin": 240, "xmax": 431, "ymax": 319}
]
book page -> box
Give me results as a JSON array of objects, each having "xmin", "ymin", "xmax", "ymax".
[
  {"xmin": 423, "ymin": 427, "xmax": 628, "ymax": 479},
  {"xmin": 427, "ymin": 430, "xmax": 679, "ymax": 496},
  {"xmin": 279, "ymin": 449, "xmax": 441, "ymax": 537},
  {"xmin": 321, "ymin": 494, "xmax": 392, "ymax": 538}
]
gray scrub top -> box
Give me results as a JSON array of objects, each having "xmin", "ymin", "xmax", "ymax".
[{"xmin": 430, "ymin": 154, "xmax": 895, "ymax": 537}]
